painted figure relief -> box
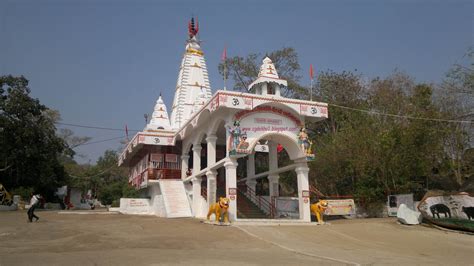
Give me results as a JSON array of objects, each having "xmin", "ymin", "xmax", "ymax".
[{"xmin": 297, "ymin": 127, "xmax": 315, "ymax": 160}]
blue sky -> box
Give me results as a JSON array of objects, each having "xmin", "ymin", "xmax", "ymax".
[{"xmin": 1, "ymin": 0, "xmax": 472, "ymax": 164}]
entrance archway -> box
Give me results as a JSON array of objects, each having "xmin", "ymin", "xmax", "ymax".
[{"xmin": 233, "ymin": 132, "xmax": 311, "ymax": 221}]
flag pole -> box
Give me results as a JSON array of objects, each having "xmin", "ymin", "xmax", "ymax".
[
  {"xmin": 309, "ymin": 64, "xmax": 314, "ymax": 101},
  {"xmin": 223, "ymin": 46, "xmax": 227, "ymax": 91},
  {"xmin": 224, "ymin": 61, "xmax": 227, "ymax": 91}
]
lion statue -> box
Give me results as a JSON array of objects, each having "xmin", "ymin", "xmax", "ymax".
[
  {"xmin": 310, "ymin": 199, "xmax": 328, "ymax": 224},
  {"xmin": 207, "ymin": 197, "xmax": 230, "ymax": 223}
]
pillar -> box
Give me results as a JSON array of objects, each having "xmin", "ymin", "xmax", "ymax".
[
  {"xmin": 247, "ymin": 153, "xmax": 255, "ymax": 179},
  {"xmin": 206, "ymin": 170, "xmax": 217, "ymax": 206},
  {"xmin": 261, "ymin": 83, "xmax": 268, "ymax": 95},
  {"xmin": 295, "ymin": 163, "xmax": 311, "ymax": 222},
  {"xmin": 269, "ymin": 141, "xmax": 278, "ymax": 171},
  {"xmin": 274, "ymin": 84, "xmax": 281, "ymax": 97},
  {"xmin": 268, "ymin": 175, "xmax": 280, "ymax": 197},
  {"xmin": 246, "ymin": 153, "xmax": 256, "ymax": 198},
  {"xmin": 181, "ymin": 155, "xmax": 190, "ymax": 179},
  {"xmin": 192, "ymin": 144, "xmax": 202, "ymax": 175},
  {"xmin": 268, "ymin": 142, "xmax": 280, "ymax": 198},
  {"xmin": 206, "ymin": 135, "xmax": 217, "ymax": 167},
  {"xmin": 224, "ymin": 158, "xmax": 238, "ymax": 221},
  {"xmin": 192, "ymin": 176, "xmax": 202, "ymax": 217}
]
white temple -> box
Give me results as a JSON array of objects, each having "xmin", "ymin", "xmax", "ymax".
[{"xmin": 118, "ymin": 18, "xmax": 329, "ymax": 222}]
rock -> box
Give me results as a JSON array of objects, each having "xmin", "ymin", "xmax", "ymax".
[{"xmin": 397, "ymin": 203, "xmax": 422, "ymax": 225}]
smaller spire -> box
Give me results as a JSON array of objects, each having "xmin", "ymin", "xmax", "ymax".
[
  {"xmin": 248, "ymin": 57, "xmax": 288, "ymax": 92},
  {"xmin": 145, "ymin": 95, "xmax": 171, "ymax": 131}
]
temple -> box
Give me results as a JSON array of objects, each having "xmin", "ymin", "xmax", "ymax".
[{"xmin": 118, "ymin": 18, "xmax": 328, "ymax": 222}]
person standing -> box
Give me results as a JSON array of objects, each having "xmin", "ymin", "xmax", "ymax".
[{"xmin": 27, "ymin": 193, "xmax": 41, "ymax": 222}]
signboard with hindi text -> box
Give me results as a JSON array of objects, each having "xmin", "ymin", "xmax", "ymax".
[{"xmin": 326, "ymin": 199, "xmax": 356, "ymax": 216}]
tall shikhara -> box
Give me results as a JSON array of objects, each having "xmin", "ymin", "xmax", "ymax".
[{"xmin": 169, "ymin": 17, "xmax": 212, "ymax": 130}]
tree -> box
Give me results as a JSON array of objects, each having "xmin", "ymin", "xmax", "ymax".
[
  {"xmin": 66, "ymin": 149, "xmax": 136, "ymax": 205},
  {"xmin": 218, "ymin": 47, "xmax": 307, "ymax": 98},
  {"xmin": 0, "ymin": 75, "xmax": 71, "ymax": 199},
  {"xmin": 435, "ymin": 47, "xmax": 474, "ymax": 186}
]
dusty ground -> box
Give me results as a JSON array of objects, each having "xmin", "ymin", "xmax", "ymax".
[{"xmin": 0, "ymin": 211, "xmax": 472, "ymax": 265}]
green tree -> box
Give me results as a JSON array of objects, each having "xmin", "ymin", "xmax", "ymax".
[{"xmin": 0, "ymin": 75, "xmax": 71, "ymax": 199}]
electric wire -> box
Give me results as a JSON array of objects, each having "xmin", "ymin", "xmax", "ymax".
[
  {"xmin": 329, "ymin": 103, "xmax": 474, "ymax": 124},
  {"xmin": 75, "ymin": 136, "xmax": 126, "ymax": 147},
  {"xmin": 68, "ymin": 164, "xmax": 117, "ymax": 179},
  {"xmin": 55, "ymin": 122, "xmax": 140, "ymax": 132}
]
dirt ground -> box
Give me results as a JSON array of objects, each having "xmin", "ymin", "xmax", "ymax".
[{"xmin": 0, "ymin": 211, "xmax": 472, "ymax": 265}]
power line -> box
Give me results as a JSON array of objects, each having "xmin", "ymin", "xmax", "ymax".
[
  {"xmin": 55, "ymin": 122, "xmax": 141, "ymax": 132},
  {"xmin": 76, "ymin": 136, "xmax": 126, "ymax": 147},
  {"xmin": 329, "ymin": 103, "xmax": 474, "ymax": 124},
  {"xmin": 54, "ymin": 101, "xmax": 472, "ymax": 138},
  {"xmin": 68, "ymin": 164, "xmax": 117, "ymax": 179}
]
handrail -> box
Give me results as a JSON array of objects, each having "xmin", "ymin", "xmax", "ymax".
[
  {"xmin": 309, "ymin": 185, "xmax": 353, "ymax": 199},
  {"xmin": 309, "ymin": 184, "xmax": 325, "ymax": 197},
  {"xmin": 239, "ymin": 184, "xmax": 276, "ymax": 218}
]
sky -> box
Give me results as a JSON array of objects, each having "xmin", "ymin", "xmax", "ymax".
[{"xmin": 1, "ymin": 0, "xmax": 472, "ymax": 164}]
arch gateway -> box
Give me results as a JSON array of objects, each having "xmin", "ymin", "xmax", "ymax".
[{"xmin": 118, "ymin": 18, "xmax": 328, "ymax": 222}]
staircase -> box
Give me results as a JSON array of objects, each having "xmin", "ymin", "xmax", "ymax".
[
  {"xmin": 237, "ymin": 190, "xmax": 270, "ymax": 219},
  {"xmin": 214, "ymin": 180, "xmax": 273, "ymax": 219}
]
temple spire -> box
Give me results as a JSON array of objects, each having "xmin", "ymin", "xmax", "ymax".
[
  {"xmin": 169, "ymin": 18, "xmax": 212, "ymax": 129},
  {"xmin": 145, "ymin": 94, "xmax": 171, "ymax": 131}
]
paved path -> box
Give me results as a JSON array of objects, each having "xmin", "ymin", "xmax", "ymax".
[{"xmin": 0, "ymin": 211, "xmax": 472, "ymax": 265}]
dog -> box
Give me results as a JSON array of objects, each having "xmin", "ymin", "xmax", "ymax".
[
  {"xmin": 207, "ymin": 197, "xmax": 230, "ymax": 223},
  {"xmin": 310, "ymin": 200, "xmax": 328, "ymax": 224}
]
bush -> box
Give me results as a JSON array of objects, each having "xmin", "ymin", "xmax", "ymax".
[{"xmin": 10, "ymin": 186, "xmax": 34, "ymax": 201}]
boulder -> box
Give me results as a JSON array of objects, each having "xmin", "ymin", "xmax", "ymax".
[{"xmin": 397, "ymin": 203, "xmax": 422, "ymax": 225}]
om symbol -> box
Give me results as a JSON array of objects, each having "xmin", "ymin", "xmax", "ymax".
[
  {"xmin": 154, "ymin": 138, "xmax": 160, "ymax": 144},
  {"xmin": 310, "ymin": 107, "xmax": 318, "ymax": 114},
  {"xmin": 232, "ymin": 98, "xmax": 240, "ymax": 106}
]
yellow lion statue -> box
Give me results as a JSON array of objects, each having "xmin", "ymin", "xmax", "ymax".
[
  {"xmin": 207, "ymin": 197, "xmax": 230, "ymax": 223},
  {"xmin": 310, "ymin": 199, "xmax": 328, "ymax": 224}
]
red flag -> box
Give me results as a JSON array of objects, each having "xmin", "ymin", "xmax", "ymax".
[
  {"xmin": 309, "ymin": 64, "xmax": 314, "ymax": 80},
  {"xmin": 125, "ymin": 124, "xmax": 129, "ymax": 139},
  {"xmin": 221, "ymin": 46, "xmax": 227, "ymax": 61},
  {"xmin": 277, "ymin": 144, "xmax": 283, "ymax": 153}
]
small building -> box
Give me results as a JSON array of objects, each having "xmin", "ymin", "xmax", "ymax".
[{"xmin": 118, "ymin": 18, "xmax": 328, "ymax": 222}]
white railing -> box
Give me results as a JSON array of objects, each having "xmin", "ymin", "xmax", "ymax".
[{"xmin": 150, "ymin": 160, "xmax": 181, "ymax": 170}]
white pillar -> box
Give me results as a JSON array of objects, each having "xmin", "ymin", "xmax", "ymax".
[
  {"xmin": 261, "ymin": 83, "xmax": 268, "ymax": 95},
  {"xmin": 268, "ymin": 175, "xmax": 280, "ymax": 197},
  {"xmin": 192, "ymin": 176, "xmax": 202, "ymax": 217},
  {"xmin": 274, "ymin": 84, "xmax": 281, "ymax": 97},
  {"xmin": 206, "ymin": 135, "xmax": 217, "ymax": 167},
  {"xmin": 224, "ymin": 159, "xmax": 238, "ymax": 221},
  {"xmin": 192, "ymin": 144, "xmax": 202, "ymax": 175},
  {"xmin": 295, "ymin": 163, "xmax": 311, "ymax": 222},
  {"xmin": 247, "ymin": 153, "xmax": 255, "ymax": 179},
  {"xmin": 181, "ymin": 155, "xmax": 190, "ymax": 179},
  {"xmin": 206, "ymin": 170, "xmax": 217, "ymax": 206},
  {"xmin": 269, "ymin": 141, "xmax": 278, "ymax": 171},
  {"xmin": 268, "ymin": 142, "xmax": 279, "ymax": 198},
  {"xmin": 246, "ymin": 153, "xmax": 256, "ymax": 200}
]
